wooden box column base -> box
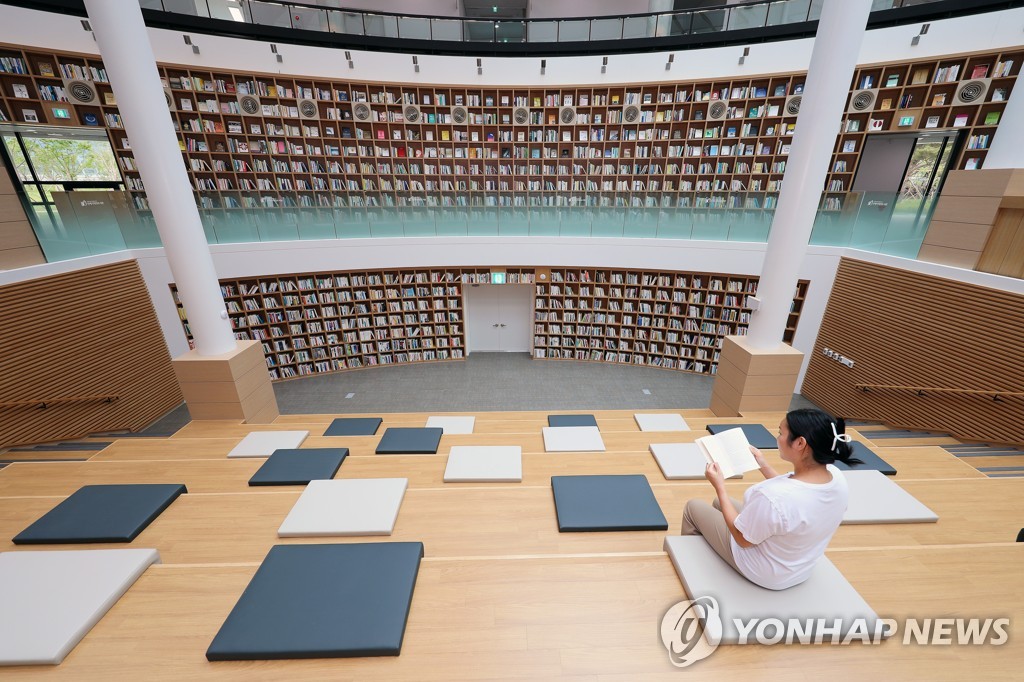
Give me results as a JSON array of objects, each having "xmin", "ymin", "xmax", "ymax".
[
  {"xmin": 709, "ymin": 336, "xmax": 804, "ymax": 417},
  {"xmin": 171, "ymin": 340, "xmax": 278, "ymax": 423}
]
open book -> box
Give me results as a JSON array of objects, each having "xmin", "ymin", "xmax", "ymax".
[{"xmin": 695, "ymin": 428, "xmax": 759, "ymax": 479}]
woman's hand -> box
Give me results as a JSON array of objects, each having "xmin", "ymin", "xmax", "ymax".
[
  {"xmin": 750, "ymin": 445, "xmax": 767, "ymax": 467},
  {"xmin": 704, "ymin": 462, "xmax": 726, "ymax": 491}
]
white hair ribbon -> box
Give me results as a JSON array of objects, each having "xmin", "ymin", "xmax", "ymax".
[{"xmin": 831, "ymin": 422, "xmax": 852, "ymax": 452}]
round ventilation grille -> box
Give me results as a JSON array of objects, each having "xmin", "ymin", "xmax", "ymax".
[
  {"xmin": 786, "ymin": 96, "xmax": 802, "ymax": 115},
  {"xmin": 623, "ymin": 105, "xmax": 641, "ymax": 124},
  {"xmin": 850, "ymin": 91, "xmax": 874, "ymax": 111},
  {"xmin": 513, "ymin": 107, "xmax": 530, "ymax": 125},
  {"xmin": 957, "ymin": 80, "xmax": 986, "ymax": 103},
  {"xmin": 451, "ymin": 106, "xmax": 468, "ymax": 124},
  {"xmin": 299, "ymin": 100, "xmax": 318, "ymax": 118},
  {"xmin": 403, "ymin": 105, "xmax": 421, "ymax": 123},
  {"xmin": 239, "ymin": 95, "xmax": 261, "ymax": 115},
  {"xmin": 709, "ymin": 101, "xmax": 727, "ymax": 119},
  {"xmin": 353, "ymin": 103, "xmax": 372, "ymax": 121},
  {"xmin": 66, "ymin": 80, "xmax": 96, "ymax": 104}
]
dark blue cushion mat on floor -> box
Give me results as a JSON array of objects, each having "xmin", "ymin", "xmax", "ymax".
[
  {"xmin": 248, "ymin": 448, "xmax": 349, "ymax": 486},
  {"xmin": 834, "ymin": 441, "xmax": 897, "ymax": 476},
  {"xmin": 206, "ymin": 542, "xmax": 424, "ymax": 660},
  {"xmin": 375, "ymin": 428, "xmax": 443, "ymax": 455},
  {"xmin": 324, "ymin": 418, "xmax": 383, "ymax": 436},
  {"xmin": 13, "ymin": 483, "xmax": 187, "ymax": 544},
  {"xmin": 706, "ymin": 423, "xmax": 778, "ymax": 450},
  {"xmin": 547, "ymin": 414, "xmax": 598, "ymax": 428},
  {"xmin": 551, "ymin": 474, "xmax": 668, "ymax": 532}
]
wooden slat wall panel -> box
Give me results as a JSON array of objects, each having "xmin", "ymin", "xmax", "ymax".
[
  {"xmin": 801, "ymin": 258, "xmax": 1024, "ymax": 445},
  {"xmin": 0, "ymin": 260, "xmax": 183, "ymax": 447}
]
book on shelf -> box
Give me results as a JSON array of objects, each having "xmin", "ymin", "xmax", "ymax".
[
  {"xmin": 12, "ymin": 84, "xmax": 28, "ymax": 98},
  {"xmin": 931, "ymin": 93, "xmax": 946, "ymax": 106},
  {"xmin": 984, "ymin": 111, "xmax": 1000, "ymax": 125},
  {"xmin": 376, "ymin": 129, "xmax": 385, "ymax": 139},
  {"xmin": 755, "ymin": 87, "xmax": 768, "ymax": 98},
  {"xmin": 953, "ymin": 113, "xmax": 969, "ymax": 127},
  {"xmin": 911, "ymin": 68, "xmax": 929, "ymax": 84},
  {"xmin": 868, "ymin": 118, "xmax": 884, "ymax": 131},
  {"xmin": 441, "ymin": 130, "xmax": 450, "ymax": 141},
  {"xmin": 925, "ymin": 115, "xmax": 940, "ymax": 128},
  {"xmin": 970, "ymin": 64, "xmax": 990, "ymax": 79},
  {"xmin": 103, "ymin": 92, "xmax": 116, "ymax": 106},
  {"xmin": 250, "ymin": 123, "xmax": 261, "ymax": 134},
  {"xmin": 885, "ymin": 74, "xmax": 900, "ymax": 87},
  {"xmin": 859, "ymin": 74, "xmax": 874, "ymax": 89},
  {"xmin": 879, "ymin": 98, "xmax": 893, "ymax": 110},
  {"xmin": 695, "ymin": 428, "xmax": 759, "ymax": 479},
  {"xmin": 773, "ymin": 84, "xmax": 786, "ymax": 97},
  {"xmin": 992, "ymin": 88, "xmax": 1007, "ymax": 102},
  {"xmin": 81, "ymin": 111, "xmax": 99, "ymax": 126},
  {"xmin": 965, "ymin": 157, "xmax": 980, "ymax": 170},
  {"xmin": 845, "ymin": 119, "xmax": 861, "ymax": 132},
  {"xmin": 37, "ymin": 61, "xmax": 55, "ymax": 77},
  {"xmin": 898, "ymin": 93, "xmax": 914, "ymax": 108},
  {"xmin": 793, "ymin": 83, "xmax": 804, "ymax": 94},
  {"xmin": 21, "ymin": 108, "xmax": 39, "ymax": 123},
  {"xmin": 611, "ymin": 95, "xmax": 620, "ymax": 105},
  {"xmin": 842, "ymin": 140, "xmax": 856, "ymax": 153}
]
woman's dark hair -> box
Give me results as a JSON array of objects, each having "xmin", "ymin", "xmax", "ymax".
[{"xmin": 784, "ymin": 408, "xmax": 863, "ymax": 466}]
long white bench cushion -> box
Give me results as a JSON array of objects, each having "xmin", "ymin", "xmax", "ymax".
[
  {"xmin": 663, "ymin": 536, "xmax": 879, "ymax": 644},
  {"xmin": 277, "ymin": 479, "xmax": 408, "ymax": 537},
  {"xmin": 228, "ymin": 431, "xmax": 309, "ymax": 458},
  {"xmin": 444, "ymin": 446, "xmax": 522, "ymax": 482},
  {"xmin": 426, "ymin": 416, "xmax": 476, "ymax": 434},
  {"xmin": 0, "ymin": 548, "xmax": 160, "ymax": 665},
  {"xmin": 841, "ymin": 470, "xmax": 938, "ymax": 524},
  {"xmin": 635, "ymin": 414, "xmax": 691, "ymax": 432},
  {"xmin": 542, "ymin": 426, "xmax": 606, "ymax": 452}
]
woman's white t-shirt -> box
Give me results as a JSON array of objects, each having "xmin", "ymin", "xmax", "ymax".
[{"xmin": 731, "ymin": 464, "xmax": 848, "ymax": 590}]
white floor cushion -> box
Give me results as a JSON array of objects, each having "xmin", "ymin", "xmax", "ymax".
[
  {"xmin": 650, "ymin": 443, "xmax": 710, "ymax": 479},
  {"xmin": 444, "ymin": 446, "xmax": 522, "ymax": 482},
  {"xmin": 228, "ymin": 431, "xmax": 309, "ymax": 458},
  {"xmin": 0, "ymin": 548, "xmax": 160, "ymax": 665},
  {"xmin": 635, "ymin": 414, "xmax": 691, "ymax": 432},
  {"xmin": 664, "ymin": 536, "xmax": 880, "ymax": 644},
  {"xmin": 841, "ymin": 470, "xmax": 939, "ymax": 524},
  {"xmin": 542, "ymin": 426, "xmax": 606, "ymax": 452},
  {"xmin": 277, "ymin": 478, "xmax": 408, "ymax": 537},
  {"xmin": 426, "ymin": 416, "xmax": 476, "ymax": 435}
]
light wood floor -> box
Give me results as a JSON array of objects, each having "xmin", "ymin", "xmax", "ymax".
[{"xmin": 1, "ymin": 409, "xmax": 1021, "ymax": 679}]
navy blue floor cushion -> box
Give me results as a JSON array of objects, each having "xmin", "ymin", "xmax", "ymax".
[
  {"xmin": 375, "ymin": 427, "xmax": 444, "ymax": 455},
  {"xmin": 324, "ymin": 417, "xmax": 383, "ymax": 437},
  {"xmin": 248, "ymin": 448, "xmax": 349, "ymax": 486},
  {"xmin": 834, "ymin": 441, "xmax": 897, "ymax": 476},
  {"xmin": 13, "ymin": 483, "xmax": 187, "ymax": 544},
  {"xmin": 551, "ymin": 474, "xmax": 668, "ymax": 532},
  {"xmin": 206, "ymin": 542, "xmax": 424, "ymax": 660},
  {"xmin": 706, "ymin": 423, "xmax": 778, "ymax": 450},
  {"xmin": 548, "ymin": 414, "xmax": 598, "ymax": 428}
]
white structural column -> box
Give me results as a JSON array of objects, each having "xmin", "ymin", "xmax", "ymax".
[
  {"xmin": 83, "ymin": 0, "xmax": 236, "ymax": 356},
  {"xmin": 745, "ymin": 0, "xmax": 873, "ymax": 348},
  {"xmin": 983, "ymin": 74, "xmax": 1024, "ymax": 169}
]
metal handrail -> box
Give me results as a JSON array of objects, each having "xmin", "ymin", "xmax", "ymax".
[
  {"xmin": 140, "ymin": 0, "xmax": 943, "ymax": 45},
  {"xmin": 0, "ymin": 394, "xmax": 120, "ymax": 409},
  {"xmin": 855, "ymin": 384, "xmax": 1024, "ymax": 401}
]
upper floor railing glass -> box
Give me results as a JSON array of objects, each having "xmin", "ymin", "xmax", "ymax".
[{"xmin": 138, "ymin": 0, "xmax": 942, "ymax": 46}]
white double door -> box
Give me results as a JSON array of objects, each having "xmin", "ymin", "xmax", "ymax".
[{"xmin": 465, "ymin": 284, "xmax": 532, "ymax": 353}]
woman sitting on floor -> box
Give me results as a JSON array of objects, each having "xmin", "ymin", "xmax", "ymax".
[{"xmin": 681, "ymin": 408, "xmax": 862, "ymax": 590}]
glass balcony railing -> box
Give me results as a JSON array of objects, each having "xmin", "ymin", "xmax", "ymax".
[
  {"xmin": 32, "ymin": 191, "xmax": 929, "ymax": 264},
  {"xmin": 138, "ymin": 0, "xmax": 942, "ymax": 46}
]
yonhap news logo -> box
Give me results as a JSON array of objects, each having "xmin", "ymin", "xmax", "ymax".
[
  {"xmin": 660, "ymin": 597, "xmax": 1009, "ymax": 666},
  {"xmin": 659, "ymin": 596, "xmax": 722, "ymax": 667}
]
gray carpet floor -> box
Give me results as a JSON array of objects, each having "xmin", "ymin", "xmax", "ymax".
[{"xmin": 144, "ymin": 353, "xmax": 820, "ymax": 433}]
